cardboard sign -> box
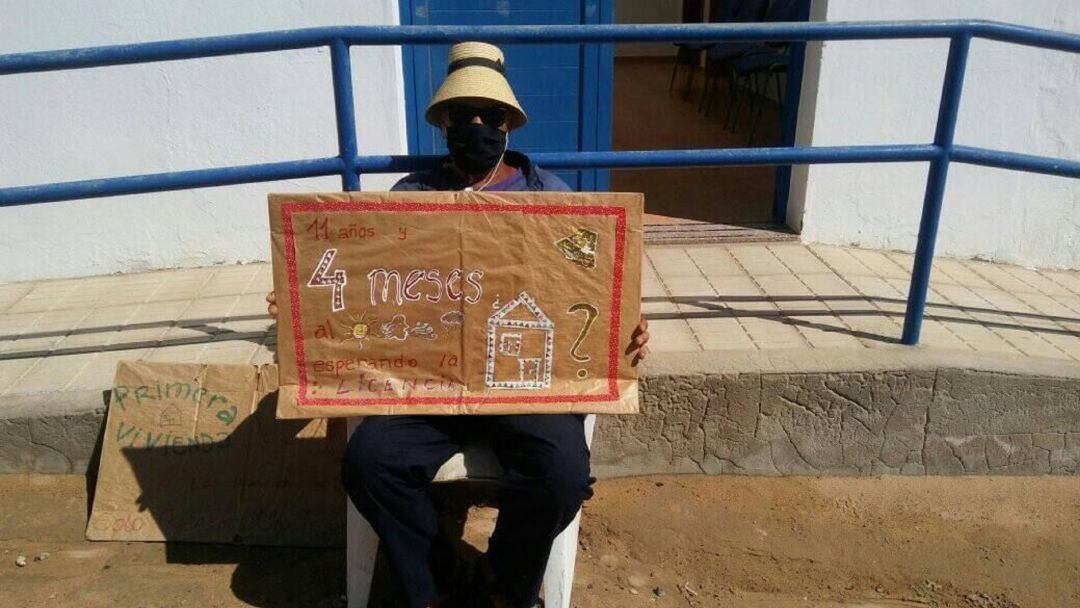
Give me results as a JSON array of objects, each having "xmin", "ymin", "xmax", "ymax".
[
  {"xmin": 269, "ymin": 191, "xmax": 643, "ymax": 418},
  {"xmin": 86, "ymin": 361, "xmax": 345, "ymax": 547}
]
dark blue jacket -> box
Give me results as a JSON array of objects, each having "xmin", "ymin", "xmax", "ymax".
[{"xmin": 391, "ymin": 151, "xmax": 571, "ymax": 192}]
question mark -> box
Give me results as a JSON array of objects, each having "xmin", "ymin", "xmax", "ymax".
[{"xmin": 567, "ymin": 303, "xmax": 600, "ymax": 364}]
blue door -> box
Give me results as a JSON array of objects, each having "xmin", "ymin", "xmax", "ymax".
[{"xmin": 400, "ymin": 0, "xmax": 613, "ymax": 191}]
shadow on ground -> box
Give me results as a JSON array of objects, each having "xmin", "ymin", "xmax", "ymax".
[{"xmin": 78, "ymin": 393, "xmax": 494, "ymax": 607}]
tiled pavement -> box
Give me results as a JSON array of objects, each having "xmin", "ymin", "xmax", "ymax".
[
  {"xmin": 644, "ymin": 244, "xmax": 1080, "ymax": 359},
  {"xmin": 3, "ymin": 242, "xmax": 1080, "ymax": 398}
]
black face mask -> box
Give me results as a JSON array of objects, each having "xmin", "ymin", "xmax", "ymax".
[{"xmin": 445, "ymin": 123, "xmax": 506, "ymax": 176}]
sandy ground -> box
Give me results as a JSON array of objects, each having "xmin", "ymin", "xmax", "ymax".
[{"xmin": 1, "ymin": 474, "xmax": 1077, "ymax": 608}]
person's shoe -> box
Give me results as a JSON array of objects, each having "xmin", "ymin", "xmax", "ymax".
[
  {"xmin": 453, "ymin": 563, "xmax": 503, "ymax": 608},
  {"xmin": 461, "ymin": 555, "xmax": 543, "ymax": 608}
]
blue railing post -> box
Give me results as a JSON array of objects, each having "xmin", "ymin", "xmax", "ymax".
[
  {"xmin": 901, "ymin": 33, "xmax": 972, "ymax": 345},
  {"xmin": 329, "ymin": 38, "xmax": 360, "ymax": 191}
]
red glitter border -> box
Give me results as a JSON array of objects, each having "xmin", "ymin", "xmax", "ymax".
[{"xmin": 282, "ymin": 200, "xmax": 628, "ymax": 407}]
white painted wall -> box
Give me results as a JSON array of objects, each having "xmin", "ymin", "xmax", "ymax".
[
  {"xmin": 790, "ymin": 0, "xmax": 1080, "ymax": 269},
  {"xmin": 0, "ymin": 0, "xmax": 407, "ymax": 281}
]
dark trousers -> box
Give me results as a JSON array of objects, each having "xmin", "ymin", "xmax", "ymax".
[{"xmin": 342, "ymin": 414, "xmax": 593, "ymax": 608}]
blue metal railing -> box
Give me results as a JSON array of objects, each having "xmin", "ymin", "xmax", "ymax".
[{"xmin": 1, "ymin": 21, "xmax": 1079, "ymax": 345}]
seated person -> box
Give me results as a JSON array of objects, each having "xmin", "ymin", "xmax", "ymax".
[{"xmin": 267, "ymin": 42, "xmax": 649, "ymax": 608}]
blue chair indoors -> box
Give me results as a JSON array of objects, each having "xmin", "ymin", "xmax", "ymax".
[
  {"xmin": 699, "ymin": 0, "xmax": 798, "ymax": 122},
  {"xmin": 668, "ymin": 0, "xmax": 744, "ymax": 100},
  {"xmin": 695, "ymin": 0, "xmax": 770, "ymax": 113},
  {"xmin": 727, "ymin": 48, "xmax": 790, "ymax": 143}
]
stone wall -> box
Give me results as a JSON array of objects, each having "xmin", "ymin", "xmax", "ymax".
[
  {"xmin": 592, "ymin": 366, "xmax": 1080, "ymax": 478},
  {"xmin": 3, "ymin": 350, "xmax": 1079, "ymax": 477}
]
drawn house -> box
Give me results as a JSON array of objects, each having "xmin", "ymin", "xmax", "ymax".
[{"xmin": 486, "ymin": 291, "xmax": 554, "ymax": 389}]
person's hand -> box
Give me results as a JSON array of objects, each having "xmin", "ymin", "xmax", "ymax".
[
  {"xmin": 266, "ymin": 291, "xmax": 278, "ymax": 318},
  {"xmin": 625, "ymin": 316, "xmax": 649, "ymax": 366}
]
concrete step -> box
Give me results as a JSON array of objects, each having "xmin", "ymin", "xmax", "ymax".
[
  {"xmin": 3, "ymin": 347, "xmax": 1078, "ymax": 477},
  {"xmin": 3, "ymin": 242, "xmax": 1080, "ymax": 475},
  {"xmin": 592, "ymin": 348, "xmax": 1080, "ymax": 478},
  {"xmin": 644, "ymin": 221, "xmax": 797, "ymax": 245}
]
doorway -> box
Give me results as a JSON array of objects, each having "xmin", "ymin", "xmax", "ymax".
[{"xmin": 612, "ymin": 0, "xmax": 810, "ymax": 235}]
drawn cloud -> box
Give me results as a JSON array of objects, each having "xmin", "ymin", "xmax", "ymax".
[
  {"xmin": 411, "ymin": 322, "xmax": 437, "ymax": 340},
  {"xmin": 440, "ymin": 310, "xmax": 465, "ymax": 328},
  {"xmin": 380, "ymin": 314, "xmax": 410, "ymax": 341}
]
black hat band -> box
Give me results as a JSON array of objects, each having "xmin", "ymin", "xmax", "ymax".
[{"xmin": 447, "ymin": 57, "xmax": 506, "ymax": 75}]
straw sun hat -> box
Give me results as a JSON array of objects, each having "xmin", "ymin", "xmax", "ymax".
[{"xmin": 424, "ymin": 41, "xmax": 528, "ymax": 130}]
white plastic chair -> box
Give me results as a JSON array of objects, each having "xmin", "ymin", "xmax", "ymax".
[{"xmin": 346, "ymin": 415, "xmax": 596, "ymax": 608}]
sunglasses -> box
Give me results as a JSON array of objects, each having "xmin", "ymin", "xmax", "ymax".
[{"xmin": 446, "ymin": 105, "xmax": 508, "ymax": 128}]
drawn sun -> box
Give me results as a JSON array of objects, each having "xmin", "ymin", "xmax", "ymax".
[{"xmin": 339, "ymin": 312, "xmax": 375, "ymax": 349}]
